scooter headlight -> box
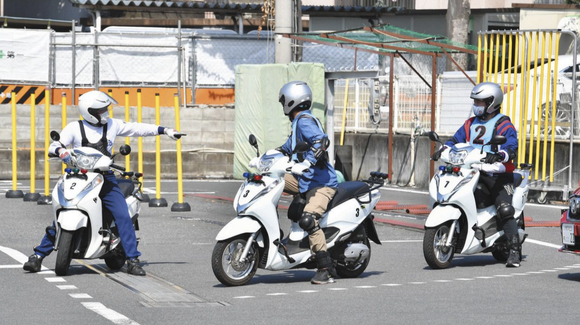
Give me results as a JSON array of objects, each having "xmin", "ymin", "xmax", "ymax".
[
  {"xmin": 449, "ymin": 149, "xmax": 468, "ymax": 165},
  {"xmin": 258, "ymin": 154, "xmax": 276, "ymax": 172}
]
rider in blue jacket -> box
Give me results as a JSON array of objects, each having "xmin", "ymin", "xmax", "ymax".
[
  {"xmin": 23, "ymin": 90, "xmax": 182, "ymax": 276},
  {"xmin": 278, "ymin": 81, "xmax": 339, "ymax": 284},
  {"xmin": 433, "ymin": 82, "xmax": 522, "ymax": 267}
]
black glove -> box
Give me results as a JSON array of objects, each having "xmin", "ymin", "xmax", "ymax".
[
  {"xmin": 431, "ymin": 146, "xmax": 446, "ymax": 161},
  {"xmin": 481, "ymin": 152, "xmax": 505, "ymax": 164}
]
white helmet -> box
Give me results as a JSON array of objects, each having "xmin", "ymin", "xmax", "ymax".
[
  {"xmin": 78, "ymin": 90, "xmax": 117, "ymax": 126},
  {"xmin": 279, "ymin": 81, "xmax": 312, "ymax": 116},
  {"xmin": 470, "ymin": 82, "xmax": 503, "ymax": 117}
]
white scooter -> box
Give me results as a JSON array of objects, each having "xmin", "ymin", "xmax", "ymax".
[
  {"xmin": 423, "ymin": 131, "xmax": 530, "ymax": 269},
  {"xmin": 211, "ymin": 134, "xmax": 385, "ymax": 286},
  {"xmin": 49, "ymin": 131, "xmax": 143, "ymax": 276}
]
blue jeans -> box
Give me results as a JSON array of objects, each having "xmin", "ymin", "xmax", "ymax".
[{"xmin": 34, "ymin": 173, "xmax": 140, "ymax": 259}]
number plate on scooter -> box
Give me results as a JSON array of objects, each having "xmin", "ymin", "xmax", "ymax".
[{"xmin": 562, "ymin": 223, "xmax": 575, "ymax": 245}]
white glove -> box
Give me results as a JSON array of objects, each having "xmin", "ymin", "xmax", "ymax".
[
  {"xmin": 164, "ymin": 128, "xmax": 184, "ymax": 141},
  {"xmin": 249, "ymin": 157, "xmax": 260, "ymax": 168},
  {"xmin": 59, "ymin": 149, "xmax": 75, "ymax": 165},
  {"xmin": 291, "ymin": 160, "xmax": 311, "ymax": 176},
  {"xmin": 472, "ymin": 162, "xmax": 506, "ymax": 174}
]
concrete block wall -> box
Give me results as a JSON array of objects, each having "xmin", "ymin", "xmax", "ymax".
[{"xmin": 0, "ymin": 103, "xmax": 235, "ymax": 180}]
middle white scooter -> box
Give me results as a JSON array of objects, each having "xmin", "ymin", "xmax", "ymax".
[
  {"xmin": 423, "ymin": 131, "xmax": 530, "ymax": 269},
  {"xmin": 211, "ymin": 134, "xmax": 385, "ymax": 286}
]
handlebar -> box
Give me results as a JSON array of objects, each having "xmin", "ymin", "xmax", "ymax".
[{"xmin": 110, "ymin": 164, "xmax": 126, "ymax": 172}]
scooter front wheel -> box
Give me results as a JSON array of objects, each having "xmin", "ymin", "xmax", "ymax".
[
  {"xmin": 55, "ymin": 230, "xmax": 75, "ymax": 276},
  {"xmin": 423, "ymin": 224, "xmax": 455, "ymax": 269},
  {"xmin": 211, "ymin": 235, "xmax": 259, "ymax": 286}
]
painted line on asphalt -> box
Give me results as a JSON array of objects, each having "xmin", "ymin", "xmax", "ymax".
[
  {"xmin": 525, "ymin": 238, "xmax": 562, "ymax": 249},
  {"xmin": 82, "ymin": 302, "xmax": 141, "ymax": 325},
  {"xmin": 0, "ymin": 264, "xmax": 23, "ymax": 268}
]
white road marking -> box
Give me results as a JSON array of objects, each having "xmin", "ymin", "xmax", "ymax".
[
  {"xmin": 433, "ymin": 280, "xmax": 452, "ymax": 283},
  {"xmin": 494, "ymin": 275, "xmax": 513, "ymax": 277},
  {"xmin": 381, "ymin": 283, "xmax": 402, "ymax": 287},
  {"xmin": 511, "ymin": 273, "xmax": 529, "ymax": 276},
  {"xmin": 45, "ymin": 277, "xmax": 66, "ymax": 283},
  {"xmin": 527, "ymin": 271, "xmax": 545, "ymax": 274},
  {"xmin": 0, "ymin": 264, "xmax": 23, "ymax": 268},
  {"xmin": 541, "ymin": 269, "xmax": 558, "ymax": 272},
  {"xmin": 57, "ymin": 285, "xmax": 78, "ymax": 290},
  {"xmin": 355, "ymin": 285, "xmax": 376, "ymax": 289},
  {"xmin": 475, "ymin": 276, "xmax": 494, "ymax": 279},
  {"xmin": 298, "ymin": 290, "xmax": 319, "ymax": 293},
  {"xmin": 82, "ymin": 302, "xmax": 140, "ymax": 325},
  {"xmin": 266, "ymin": 293, "xmax": 288, "ymax": 296},
  {"xmin": 409, "ymin": 282, "xmax": 426, "ymax": 285},
  {"xmin": 70, "ymin": 293, "xmax": 92, "ymax": 299},
  {"xmin": 0, "ymin": 245, "xmax": 29, "ymax": 264},
  {"xmin": 525, "ymin": 238, "xmax": 562, "ymax": 249},
  {"xmin": 328, "ymin": 288, "xmax": 348, "ymax": 291},
  {"xmin": 233, "ymin": 296, "xmax": 255, "ymax": 299},
  {"xmin": 455, "ymin": 278, "xmax": 474, "ymax": 281}
]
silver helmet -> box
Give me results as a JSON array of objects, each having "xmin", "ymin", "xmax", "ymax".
[
  {"xmin": 470, "ymin": 82, "xmax": 503, "ymax": 117},
  {"xmin": 278, "ymin": 81, "xmax": 312, "ymax": 116},
  {"xmin": 78, "ymin": 90, "xmax": 117, "ymax": 126}
]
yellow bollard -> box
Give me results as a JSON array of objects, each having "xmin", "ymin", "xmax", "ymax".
[
  {"xmin": 108, "ymin": 89, "xmax": 114, "ymax": 155},
  {"xmin": 24, "ymin": 94, "xmax": 41, "ymax": 202},
  {"xmin": 171, "ymin": 94, "xmax": 190, "ymax": 212},
  {"xmin": 149, "ymin": 93, "xmax": 167, "ymax": 207},
  {"xmin": 136, "ymin": 89, "xmax": 149, "ymax": 202},
  {"xmin": 38, "ymin": 88, "xmax": 52, "ymax": 205},
  {"xmin": 339, "ymin": 79, "xmax": 349, "ymax": 146},
  {"xmin": 125, "ymin": 91, "xmax": 131, "ymax": 171},
  {"xmin": 477, "ymin": 34, "xmax": 482, "ymax": 84},
  {"xmin": 6, "ymin": 92, "xmax": 23, "ymax": 198}
]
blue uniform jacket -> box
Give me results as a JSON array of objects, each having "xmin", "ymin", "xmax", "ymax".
[
  {"xmin": 281, "ymin": 110, "xmax": 339, "ymax": 193},
  {"xmin": 445, "ymin": 114, "xmax": 518, "ymax": 164}
]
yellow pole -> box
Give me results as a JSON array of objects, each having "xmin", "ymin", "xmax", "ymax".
[
  {"xmin": 488, "ymin": 34, "xmax": 495, "ymax": 83},
  {"xmin": 174, "ymin": 94, "xmax": 186, "ymax": 206},
  {"xmin": 125, "ymin": 91, "xmax": 130, "ymax": 171},
  {"xmin": 521, "ymin": 34, "xmax": 533, "ymax": 164},
  {"xmin": 44, "ymin": 88, "xmax": 50, "ymax": 196},
  {"xmin": 108, "ymin": 89, "xmax": 114, "ymax": 119},
  {"xmin": 10, "ymin": 92, "xmax": 18, "ymax": 192},
  {"xmin": 549, "ymin": 33, "xmax": 561, "ymax": 183},
  {"xmin": 155, "ymin": 93, "xmax": 161, "ymax": 200},
  {"xmin": 500, "ymin": 32, "xmax": 507, "ymax": 112},
  {"xmin": 493, "ymin": 33, "xmax": 500, "ymax": 83},
  {"xmin": 61, "ymin": 92, "xmax": 67, "ymax": 173},
  {"xmin": 137, "ymin": 89, "xmax": 143, "ymax": 183},
  {"xmin": 30, "ymin": 94, "xmax": 36, "ymax": 194},
  {"xmin": 534, "ymin": 32, "xmax": 547, "ymax": 179},
  {"xmin": 482, "ymin": 34, "xmax": 488, "ymax": 82},
  {"xmin": 339, "ymin": 79, "xmax": 349, "ymax": 146},
  {"xmin": 542, "ymin": 32, "xmax": 554, "ymax": 180},
  {"xmin": 477, "ymin": 34, "xmax": 482, "ymax": 84},
  {"xmin": 509, "ymin": 33, "xmax": 518, "ymax": 120},
  {"xmin": 517, "ymin": 33, "xmax": 527, "ymax": 166},
  {"xmin": 528, "ymin": 32, "xmax": 540, "ymax": 165}
]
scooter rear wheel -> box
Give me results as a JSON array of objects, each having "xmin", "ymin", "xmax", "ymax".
[
  {"xmin": 55, "ymin": 230, "xmax": 75, "ymax": 276},
  {"xmin": 105, "ymin": 245, "xmax": 126, "ymax": 270},
  {"xmin": 212, "ymin": 235, "xmax": 259, "ymax": 286},
  {"xmin": 424, "ymin": 224, "xmax": 455, "ymax": 269}
]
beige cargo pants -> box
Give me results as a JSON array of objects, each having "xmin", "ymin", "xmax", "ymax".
[{"xmin": 284, "ymin": 174, "xmax": 336, "ymax": 252}]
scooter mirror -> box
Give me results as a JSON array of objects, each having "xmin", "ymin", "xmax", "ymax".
[
  {"xmin": 119, "ymin": 144, "xmax": 131, "ymax": 156},
  {"xmin": 248, "ymin": 134, "xmax": 260, "ymax": 157},
  {"xmin": 50, "ymin": 131, "xmax": 60, "ymax": 142},
  {"xmin": 294, "ymin": 141, "xmax": 310, "ymax": 153},
  {"xmin": 249, "ymin": 134, "xmax": 257, "ymax": 147},
  {"xmin": 427, "ymin": 131, "xmax": 440, "ymax": 143}
]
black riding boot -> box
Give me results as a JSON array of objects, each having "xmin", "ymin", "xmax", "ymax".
[
  {"xmin": 506, "ymin": 234, "xmax": 521, "ymax": 268},
  {"xmin": 311, "ymin": 251, "xmax": 336, "ymax": 285}
]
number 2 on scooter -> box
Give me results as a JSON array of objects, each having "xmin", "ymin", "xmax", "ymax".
[{"xmin": 70, "ymin": 183, "xmax": 76, "ymax": 190}]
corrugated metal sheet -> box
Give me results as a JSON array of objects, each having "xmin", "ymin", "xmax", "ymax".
[{"xmin": 67, "ymin": 1, "xmax": 402, "ymax": 13}]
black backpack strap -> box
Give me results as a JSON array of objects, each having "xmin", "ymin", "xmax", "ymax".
[{"xmin": 78, "ymin": 120, "xmax": 88, "ymax": 147}]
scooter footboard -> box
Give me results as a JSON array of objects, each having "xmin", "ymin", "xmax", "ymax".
[
  {"xmin": 57, "ymin": 210, "xmax": 88, "ymax": 231},
  {"xmin": 424, "ymin": 205, "xmax": 462, "ymax": 228}
]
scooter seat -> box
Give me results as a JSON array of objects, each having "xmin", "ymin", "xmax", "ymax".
[
  {"xmin": 116, "ymin": 178, "xmax": 135, "ymax": 198},
  {"xmin": 327, "ymin": 181, "xmax": 371, "ymax": 210}
]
